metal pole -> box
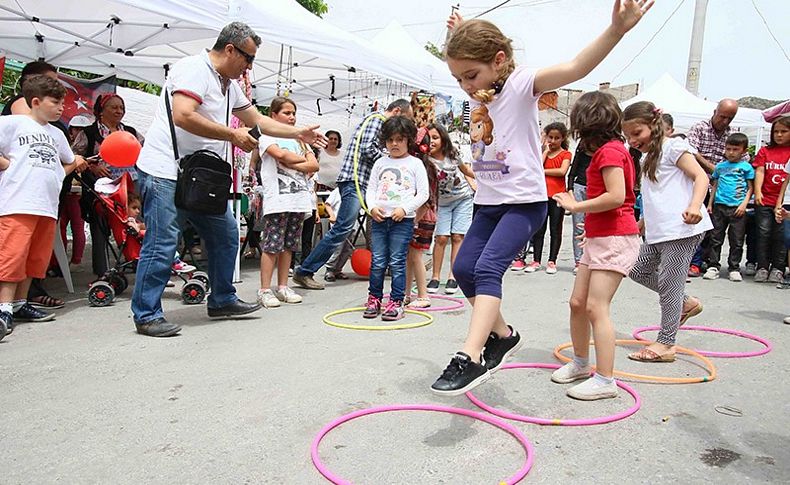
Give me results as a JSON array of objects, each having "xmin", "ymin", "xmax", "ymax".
[{"xmin": 685, "ymin": 0, "xmax": 709, "ymax": 95}]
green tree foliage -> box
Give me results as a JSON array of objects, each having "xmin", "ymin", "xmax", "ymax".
[
  {"xmin": 424, "ymin": 41, "xmax": 444, "ymax": 60},
  {"xmin": 297, "ymin": 0, "xmax": 329, "ymax": 17}
]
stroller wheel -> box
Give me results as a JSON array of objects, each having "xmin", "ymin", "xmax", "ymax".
[
  {"xmin": 181, "ymin": 280, "xmax": 207, "ymax": 305},
  {"xmin": 191, "ymin": 271, "xmax": 210, "ymax": 290},
  {"xmin": 108, "ymin": 273, "xmax": 129, "ymax": 295},
  {"xmin": 88, "ymin": 282, "xmax": 115, "ymax": 307}
]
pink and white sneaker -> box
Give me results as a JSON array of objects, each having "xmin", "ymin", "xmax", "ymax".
[
  {"xmin": 510, "ymin": 260, "xmax": 526, "ymax": 271},
  {"xmin": 524, "ymin": 261, "xmax": 541, "ymax": 273}
]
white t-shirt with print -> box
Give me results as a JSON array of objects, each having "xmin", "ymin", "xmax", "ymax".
[
  {"xmin": 258, "ymin": 135, "xmax": 314, "ymax": 216},
  {"xmin": 137, "ymin": 50, "xmax": 252, "ymax": 181},
  {"xmin": 641, "ymin": 137, "xmax": 713, "ymax": 244},
  {"xmin": 468, "ymin": 65, "xmax": 546, "ymax": 205},
  {"xmin": 0, "ymin": 115, "xmax": 75, "ymax": 219},
  {"xmin": 365, "ymin": 155, "xmax": 429, "ymax": 218},
  {"xmin": 317, "ymin": 149, "xmax": 344, "ymax": 188},
  {"xmin": 431, "ymin": 156, "xmax": 473, "ymax": 204}
]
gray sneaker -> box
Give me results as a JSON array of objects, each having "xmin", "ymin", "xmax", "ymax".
[
  {"xmin": 768, "ymin": 268, "xmax": 784, "ymax": 284},
  {"xmin": 754, "ymin": 268, "xmax": 769, "ymax": 283},
  {"xmin": 744, "ymin": 263, "xmax": 757, "ymax": 276},
  {"xmin": 292, "ymin": 271, "xmax": 325, "ymax": 290}
]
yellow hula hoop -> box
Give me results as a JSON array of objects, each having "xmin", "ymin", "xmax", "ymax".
[
  {"xmin": 353, "ymin": 113, "xmax": 387, "ymax": 215},
  {"xmin": 553, "ymin": 339, "xmax": 717, "ymax": 384},
  {"xmin": 323, "ymin": 307, "xmax": 434, "ymax": 331}
]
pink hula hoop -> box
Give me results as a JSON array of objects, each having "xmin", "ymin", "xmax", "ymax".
[
  {"xmin": 466, "ymin": 363, "xmax": 642, "ymax": 426},
  {"xmin": 311, "ymin": 404, "xmax": 534, "ymax": 484},
  {"xmin": 631, "ymin": 325, "xmax": 772, "ymax": 358},
  {"xmin": 384, "ymin": 293, "xmax": 465, "ymax": 312}
]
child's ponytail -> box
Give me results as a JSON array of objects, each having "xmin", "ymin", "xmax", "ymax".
[{"xmin": 623, "ymin": 101, "xmax": 664, "ymax": 183}]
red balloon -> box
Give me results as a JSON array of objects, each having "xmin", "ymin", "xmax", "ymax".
[
  {"xmin": 99, "ymin": 131, "xmax": 141, "ymax": 168},
  {"xmin": 350, "ymin": 249, "xmax": 372, "ymax": 277}
]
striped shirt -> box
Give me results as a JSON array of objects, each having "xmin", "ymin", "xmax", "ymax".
[{"xmin": 336, "ymin": 112, "xmax": 386, "ymax": 189}]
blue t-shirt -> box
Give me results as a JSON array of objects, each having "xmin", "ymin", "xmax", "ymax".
[{"xmin": 712, "ymin": 160, "xmax": 755, "ymax": 206}]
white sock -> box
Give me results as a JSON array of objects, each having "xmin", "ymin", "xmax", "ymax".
[
  {"xmin": 593, "ymin": 373, "xmax": 614, "ymax": 385},
  {"xmin": 573, "ymin": 355, "xmax": 590, "ymax": 368},
  {"xmin": 0, "ymin": 302, "xmax": 12, "ymax": 314},
  {"xmin": 12, "ymin": 299, "xmax": 26, "ymax": 312}
]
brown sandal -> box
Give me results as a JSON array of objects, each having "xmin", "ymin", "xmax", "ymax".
[
  {"xmin": 680, "ymin": 299, "xmax": 703, "ymax": 326},
  {"xmin": 628, "ymin": 347, "xmax": 676, "ymax": 363}
]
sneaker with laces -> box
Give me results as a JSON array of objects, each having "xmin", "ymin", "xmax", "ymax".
[
  {"xmin": 381, "ymin": 300, "xmax": 404, "ymax": 321},
  {"xmin": 754, "ymin": 268, "xmax": 769, "ymax": 283},
  {"xmin": 430, "ymin": 352, "xmax": 491, "ymax": 396},
  {"xmin": 171, "ymin": 259, "xmax": 196, "ymax": 273},
  {"xmin": 13, "ymin": 303, "xmax": 55, "ymax": 322},
  {"xmin": 566, "ymin": 376, "xmax": 619, "ymax": 401},
  {"xmin": 777, "ymin": 275, "xmax": 790, "ymax": 289},
  {"xmin": 768, "ymin": 268, "xmax": 784, "ymax": 284},
  {"xmin": 687, "ymin": 265, "xmax": 701, "ymax": 278},
  {"xmin": 524, "ymin": 261, "xmax": 541, "ymax": 273},
  {"xmin": 293, "ymin": 271, "xmax": 325, "ymax": 290},
  {"xmin": 0, "ymin": 311, "xmax": 12, "ymax": 339},
  {"xmin": 743, "ymin": 263, "xmax": 757, "ymax": 276},
  {"xmin": 363, "ymin": 295, "xmax": 381, "ymax": 319},
  {"xmin": 703, "ymin": 267, "xmax": 719, "ymax": 280},
  {"xmin": 257, "ymin": 289, "xmax": 281, "ymax": 308},
  {"xmin": 545, "ymin": 262, "xmax": 558, "ymax": 274},
  {"xmin": 482, "ymin": 326, "xmax": 523, "ymax": 372},
  {"xmin": 426, "ymin": 279, "xmax": 440, "ymax": 294},
  {"xmin": 551, "ymin": 360, "xmax": 592, "ymax": 384},
  {"xmin": 275, "ymin": 287, "xmax": 302, "ymax": 304},
  {"xmin": 444, "ymin": 279, "xmax": 459, "ymax": 294},
  {"xmin": 729, "ymin": 271, "xmax": 743, "ymax": 282},
  {"xmin": 510, "ymin": 260, "xmax": 526, "ymax": 271}
]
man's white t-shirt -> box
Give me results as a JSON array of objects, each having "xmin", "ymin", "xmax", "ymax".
[
  {"xmin": 641, "ymin": 138, "xmax": 713, "ymax": 244},
  {"xmin": 137, "ymin": 50, "xmax": 252, "ymax": 180},
  {"xmin": 258, "ymin": 135, "xmax": 314, "ymax": 216},
  {"xmin": 0, "ymin": 115, "xmax": 75, "ymax": 219},
  {"xmin": 468, "ymin": 65, "xmax": 546, "ymax": 205}
]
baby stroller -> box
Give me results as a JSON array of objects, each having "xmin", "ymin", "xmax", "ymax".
[{"xmin": 79, "ymin": 172, "xmax": 210, "ymax": 307}]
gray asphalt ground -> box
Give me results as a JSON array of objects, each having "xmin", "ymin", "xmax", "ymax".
[{"xmin": 1, "ymin": 217, "xmax": 788, "ymax": 484}]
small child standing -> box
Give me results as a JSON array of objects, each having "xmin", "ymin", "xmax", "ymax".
[
  {"xmin": 771, "ymin": 116, "xmax": 790, "ymax": 293},
  {"xmin": 551, "ymin": 91, "xmax": 640, "ymax": 400},
  {"xmin": 624, "ymin": 101, "xmax": 712, "ymax": 362},
  {"xmin": 0, "ymin": 75, "xmax": 87, "ymax": 338},
  {"xmin": 257, "ymin": 97, "xmax": 318, "ymax": 308},
  {"xmin": 524, "ymin": 122, "xmax": 572, "ymax": 274},
  {"xmin": 753, "ymin": 115, "xmax": 790, "ymax": 283},
  {"xmin": 703, "ymin": 133, "xmax": 754, "ymax": 281},
  {"xmin": 363, "ymin": 116, "xmax": 429, "ymax": 321}
]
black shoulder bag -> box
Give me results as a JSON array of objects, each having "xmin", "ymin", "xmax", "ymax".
[{"xmin": 166, "ymin": 90, "xmax": 233, "ymax": 215}]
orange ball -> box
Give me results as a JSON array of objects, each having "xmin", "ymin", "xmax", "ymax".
[
  {"xmin": 350, "ymin": 249, "xmax": 372, "ymax": 277},
  {"xmin": 99, "ymin": 131, "xmax": 141, "ymax": 168}
]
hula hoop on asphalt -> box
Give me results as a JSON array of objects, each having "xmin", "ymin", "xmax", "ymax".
[
  {"xmin": 413, "ymin": 285, "xmax": 470, "ymax": 299},
  {"xmin": 323, "ymin": 307, "xmax": 433, "ymax": 331},
  {"xmin": 310, "ymin": 404, "xmax": 535, "ymax": 485},
  {"xmin": 553, "ymin": 339, "xmax": 717, "ymax": 384},
  {"xmin": 631, "ymin": 325, "xmax": 772, "ymax": 358},
  {"xmin": 465, "ymin": 363, "xmax": 641, "ymax": 426},
  {"xmin": 388, "ymin": 293, "xmax": 465, "ymax": 312}
]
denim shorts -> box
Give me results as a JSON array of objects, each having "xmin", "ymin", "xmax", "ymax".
[{"xmin": 435, "ymin": 196, "xmax": 474, "ymax": 236}]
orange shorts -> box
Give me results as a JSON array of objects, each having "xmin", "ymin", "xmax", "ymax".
[{"xmin": 0, "ymin": 214, "xmax": 57, "ymax": 282}]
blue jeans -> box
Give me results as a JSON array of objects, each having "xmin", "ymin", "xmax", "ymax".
[
  {"xmin": 296, "ymin": 181, "xmax": 361, "ymax": 276},
  {"xmin": 368, "ymin": 218, "xmax": 414, "ymax": 301},
  {"xmin": 131, "ymin": 170, "xmax": 239, "ymax": 324}
]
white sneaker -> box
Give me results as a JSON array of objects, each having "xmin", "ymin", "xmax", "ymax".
[
  {"xmin": 257, "ymin": 289, "xmax": 281, "ymax": 308},
  {"xmin": 729, "ymin": 271, "xmax": 743, "ymax": 282},
  {"xmin": 566, "ymin": 376, "xmax": 618, "ymax": 401},
  {"xmin": 784, "ymin": 316, "xmax": 790, "ymax": 325},
  {"xmin": 275, "ymin": 286, "xmax": 302, "ymax": 304},
  {"xmin": 703, "ymin": 267, "xmax": 719, "ymax": 280},
  {"xmin": 551, "ymin": 361, "xmax": 592, "ymax": 384}
]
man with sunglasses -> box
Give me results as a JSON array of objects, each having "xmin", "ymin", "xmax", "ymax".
[{"xmin": 132, "ymin": 22, "xmax": 327, "ymax": 337}]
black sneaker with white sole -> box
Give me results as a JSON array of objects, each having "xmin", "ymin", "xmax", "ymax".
[
  {"xmin": 482, "ymin": 326, "xmax": 523, "ymax": 372},
  {"xmin": 426, "ymin": 279, "xmax": 440, "ymax": 294},
  {"xmin": 444, "ymin": 279, "xmax": 459, "ymax": 294},
  {"xmin": 0, "ymin": 311, "xmax": 12, "ymax": 339},
  {"xmin": 431, "ymin": 352, "xmax": 491, "ymax": 396},
  {"xmin": 13, "ymin": 303, "xmax": 55, "ymax": 322}
]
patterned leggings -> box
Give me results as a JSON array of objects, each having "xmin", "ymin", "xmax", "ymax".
[{"xmin": 629, "ymin": 233, "xmax": 704, "ymax": 345}]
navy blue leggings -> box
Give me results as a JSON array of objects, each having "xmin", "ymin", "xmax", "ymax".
[{"xmin": 453, "ymin": 202, "xmax": 547, "ymax": 299}]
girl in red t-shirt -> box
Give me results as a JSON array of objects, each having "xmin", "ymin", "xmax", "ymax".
[
  {"xmin": 551, "ymin": 92, "xmax": 640, "ymax": 401},
  {"xmin": 754, "ymin": 116, "xmax": 790, "ymax": 282},
  {"xmin": 523, "ymin": 122, "xmax": 571, "ymax": 274}
]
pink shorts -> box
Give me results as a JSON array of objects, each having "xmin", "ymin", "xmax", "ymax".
[{"xmin": 579, "ymin": 234, "xmax": 641, "ymax": 276}]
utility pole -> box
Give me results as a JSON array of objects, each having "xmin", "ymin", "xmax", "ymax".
[{"xmin": 685, "ymin": 0, "xmax": 709, "ymax": 95}]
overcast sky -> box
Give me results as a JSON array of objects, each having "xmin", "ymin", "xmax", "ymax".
[{"xmin": 324, "ymin": 0, "xmax": 789, "ymax": 101}]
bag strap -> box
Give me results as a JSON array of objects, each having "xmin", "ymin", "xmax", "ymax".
[{"xmin": 165, "ymin": 89, "xmax": 180, "ymax": 161}]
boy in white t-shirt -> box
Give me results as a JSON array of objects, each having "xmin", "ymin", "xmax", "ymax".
[{"xmin": 0, "ymin": 75, "xmax": 87, "ymax": 338}]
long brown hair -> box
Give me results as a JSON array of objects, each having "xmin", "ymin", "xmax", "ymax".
[
  {"xmin": 570, "ymin": 91, "xmax": 624, "ymax": 154},
  {"xmin": 623, "ymin": 101, "xmax": 664, "ymax": 183},
  {"xmin": 768, "ymin": 115, "xmax": 790, "ymax": 147},
  {"xmin": 445, "ymin": 19, "xmax": 515, "ymax": 104}
]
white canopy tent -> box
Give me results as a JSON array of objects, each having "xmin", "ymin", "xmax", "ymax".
[{"xmin": 620, "ymin": 73, "xmax": 769, "ymax": 143}]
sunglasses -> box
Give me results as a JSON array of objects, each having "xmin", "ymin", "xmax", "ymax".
[{"xmin": 233, "ymin": 44, "xmax": 256, "ymax": 65}]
